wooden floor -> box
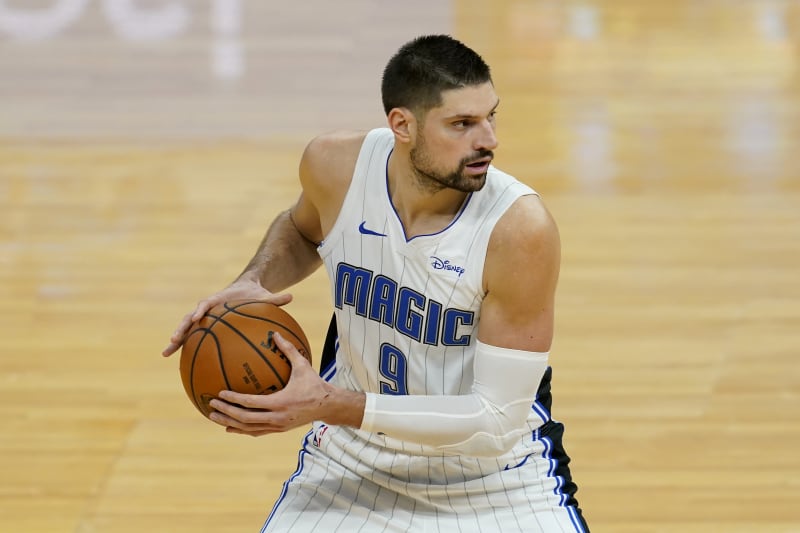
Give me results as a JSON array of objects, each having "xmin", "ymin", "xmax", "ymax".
[{"xmin": 2, "ymin": 1, "xmax": 799, "ymax": 532}]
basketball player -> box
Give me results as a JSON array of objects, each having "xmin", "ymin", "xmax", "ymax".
[{"xmin": 164, "ymin": 35, "xmax": 589, "ymax": 532}]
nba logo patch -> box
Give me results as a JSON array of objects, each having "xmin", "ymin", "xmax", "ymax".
[{"xmin": 312, "ymin": 424, "xmax": 329, "ymax": 447}]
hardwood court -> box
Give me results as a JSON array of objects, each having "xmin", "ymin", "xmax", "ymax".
[{"xmin": 1, "ymin": 2, "xmax": 799, "ymax": 532}]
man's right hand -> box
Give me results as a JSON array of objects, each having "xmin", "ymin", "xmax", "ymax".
[{"xmin": 161, "ymin": 276, "xmax": 292, "ymax": 357}]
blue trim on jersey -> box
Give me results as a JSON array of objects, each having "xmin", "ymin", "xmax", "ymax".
[
  {"xmin": 320, "ymin": 361, "xmax": 336, "ymax": 382},
  {"xmin": 532, "ymin": 397, "xmax": 551, "ymax": 424},
  {"xmin": 541, "ymin": 437, "xmax": 567, "ymax": 506},
  {"xmin": 539, "ymin": 435, "xmax": 587, "ymax": 533},
  {"xmin": 568, "ymin": 505, "xmax": 588, "ymax": 533},
  {"xmin": 320, "ymin": 339, "xmax": 338, "ymax": 382},
  {"xmin": 383, "ymin": 149, "xmax": 474, "ymax": 243},
  {"xmin": 261, "ymin": 430, "xmax": 314, "ymax": 533},
  {"xmin": 321, "ymin": 360, "xmax": 337, "ymax": 382}
]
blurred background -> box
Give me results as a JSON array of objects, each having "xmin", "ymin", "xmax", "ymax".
[{"xmin": 1, "ymin": 1, "xmax": 799, "ymax": 532}]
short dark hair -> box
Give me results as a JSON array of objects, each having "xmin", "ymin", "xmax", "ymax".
[{"xmin": 381, "ymin": 35, "xmax": 492, "ymax": 116}]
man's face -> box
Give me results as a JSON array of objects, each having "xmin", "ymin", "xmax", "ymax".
[{"xmin": 410, "ymin": 82, "xmax": 500, "ymax": 193}]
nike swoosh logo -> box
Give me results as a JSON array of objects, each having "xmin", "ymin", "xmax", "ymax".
[{"xmin": 358, "ymin": 221, "xmax": 387, "ymax": 237}]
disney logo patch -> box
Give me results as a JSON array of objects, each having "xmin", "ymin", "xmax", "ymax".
[{"xmin": 430, "ymin": 256, "xmax": 466, "ymax": 277}]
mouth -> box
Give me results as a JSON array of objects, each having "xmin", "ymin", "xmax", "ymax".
[{"xmin": 465, "ymin": 158, "xmax": 492, "ymax": 174}]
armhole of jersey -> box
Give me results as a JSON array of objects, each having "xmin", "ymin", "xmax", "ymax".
[{"xmin": 317, "ymin": 129, "xmax": 387, "ymax": 257}]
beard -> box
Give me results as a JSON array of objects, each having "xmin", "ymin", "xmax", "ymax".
[{"xmin": 409, "ymin": 138, "xmax": 494, "ymax": 194}]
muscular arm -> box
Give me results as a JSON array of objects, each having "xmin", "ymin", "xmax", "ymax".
[
  {"xmin": 478, "ymin": 194, "xmax": 560, "ymax": 352},
  {"xmin": 237, "ymin": 206, "xmax": 321, "ymax": 293},
  {"xmin": 235, "ymin": 130, "xmax": 366, "ymax": 290}
]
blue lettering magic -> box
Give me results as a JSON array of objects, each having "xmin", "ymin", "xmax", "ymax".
[{"xmin": 334, "ymin": 262, "xmax": 474, "ymax": 346}]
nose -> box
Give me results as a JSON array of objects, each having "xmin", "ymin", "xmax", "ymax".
[{"xmin": 475, "ymin": 119, "xmax": 498, "ymax": 151}]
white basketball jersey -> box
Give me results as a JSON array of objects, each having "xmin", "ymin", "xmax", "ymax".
[{"xmin": 316, "ymin": 127, "xmax": 546, "ymax": 480}]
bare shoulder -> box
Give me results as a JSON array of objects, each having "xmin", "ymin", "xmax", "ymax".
[
  {"xmin": 298, "ymin": 130, "xmax": 368, "ymax": 229},
  {"xmin": 488, "ymin": 194, "xmax": 560, "ymax": 260},
  {"xmin": 300, "ymin": 129, "xmax": 368, "ymax": 187}
]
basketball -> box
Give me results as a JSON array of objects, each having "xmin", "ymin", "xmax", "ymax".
[{"xmin": 179, "ymin": 299, "xmax": 312, "ymax": 419}]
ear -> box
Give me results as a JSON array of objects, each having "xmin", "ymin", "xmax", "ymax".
[{"xmin": 387, "ymin": 107, "xmax": 416, "ymax": 145}]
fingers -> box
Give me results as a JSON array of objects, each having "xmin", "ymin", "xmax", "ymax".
[
  {"xmin": 216, "ymin": 390, "xmax": 270, "ymax": 409},
  {"xmin": 190, "ymin": 297, "xmax": 219, "ymax": 323},
  {"xmin": 208, "ymin": 399, "xmax": 261, "ymax": 426},
  {"xmin": 272, "ymin": 331, "xmax": 311, "ymax": 367},
  {"xmin": 162, "ymin": 288, "xmax": 294, "ymax": 358},
  {"xmin": 162, "ymin": 296, "xmax": 226, "ymax": 357},
  {"xmin": 269, "ymin": 292, "xmax": 294, "ymax": 307},
  {"xmin": 162, "ymin": 312, "xmax": 195, "ymax": 357},
  {"xmin": 209, "ymin": 410, "xmax": 278, "ymax": 435},
  {"xmin": 225, "ymin": 427, "xmax": 275, "ymax": 437},
  {"xmin": 161, "ymin": 342, "xmax": 179, "ymax": 357},
  {"xmin": 209, "ymin": 397, "xmax": 295, "ymax": 433},
  {"xmin": 162, "ymin": 302, "xmax": 214, "ymax": 356}
]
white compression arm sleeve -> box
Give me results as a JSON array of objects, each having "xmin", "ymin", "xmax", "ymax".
[{"xmin": 359, "ymin": 341, "xmax": 549, "ymax": 457}]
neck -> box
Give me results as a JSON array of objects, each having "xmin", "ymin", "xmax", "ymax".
[{"xmin": 387, "ymin": 150, "xmax": 469, "ymax": 238}]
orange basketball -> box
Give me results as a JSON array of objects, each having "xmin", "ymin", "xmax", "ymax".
[{"xmin": 179, "ymin": 300, "xmax": 312, "ymax": 419}]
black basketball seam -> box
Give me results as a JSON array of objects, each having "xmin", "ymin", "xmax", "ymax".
[
  {"xmin": 194, "ymin": 303, "xmax": 236, "ymax": 412},
  {"xmin": 186, "ymin": 326, "xmax": 231, "ymax": 416},
  {"xmin": 203, "ymin": 303, "xmax": 233, "ymax": 329},
  {"xmin": 212, "ymin": 315, "xmax": 288, "ymax": 389},
  {"xmin": 223, "ymin": 301, "xmax": 311, "ymax": 356}
]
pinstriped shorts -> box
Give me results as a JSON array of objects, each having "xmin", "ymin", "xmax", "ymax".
[{"xmin": 260, "ymin": 421, "xmax": 589, "ymax": 533}]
